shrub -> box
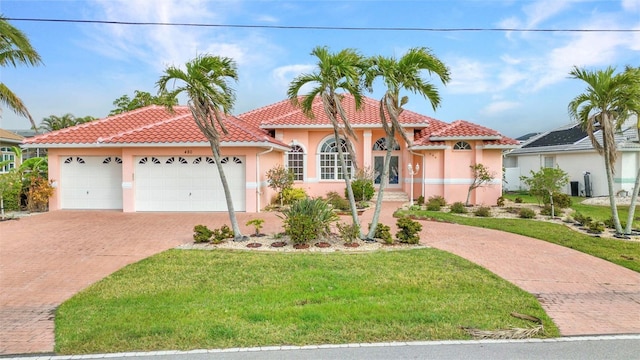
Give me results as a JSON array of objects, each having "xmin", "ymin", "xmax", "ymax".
[
  {"xmin": 0, "ymin": 171, "xmax": 22, "ymax": 211},
  {"xmin": 245, "ymin": 218, "xmax": 264, "ymax": 236},
  {"xmin": 350, "ymin": 178, "xmax": 374, "ymax": 202},
  {"xmin": 573, "ymin": 212, "xmax": 593, "ymax": 227},
  {"xmin": 515, "ymin": 197, "xmax": 523, "ymax": 204},
  {"xmin": 540, "ymin": 205, "xmax": 563, "ymax": 217},
  {"xmin": 416, "ymin": 195, "xmax": 425, "ymax": 206},
  {"xmin": 212, "ymin": 225, "xmax": 234, "ymax": 243},
  {"xmin": 518, "ymin": 208, "xmax": 536, "ymax": 219},
  {"xmin": 281, "ymin": 198, "xmax": 338, "ymax": 244},
  {"xmin": 603, "ymin": 217, "xmax": 626, "ymax": 230},
  {"xmin": 26, "ymin": 177, "xmax": 54, "ymax": 212},
  {"xmin": 449, "ymin": 201, "xmax": 467, "ymax": 214},
  {"xmin": 193, "ymin": 225, "xmax": 213, "ymax": 243},
  {"xmin": 544, "ymin": 192, "xmax": 572, "ymax": 209},
  {"xmin": 266, "ymin": 164, "xmax": 294, "ymax": 206},
  {"xmin": 474, "ymin": 206, "xmax": 492, "ymax": 217},
  {"xmin": 326, "ymin": 191, "xmax": 350, "ymax": 211},
  {"xmin": 369, "ymin": 222, "xmax": 392, "ymax": 244},
  {"xmin": 496, "ymin": 196, "xmax": 505, "ymax": 207},
  {"xmin": 426, "ymin": 200, "xmax": 442, "ymax": 211},
  {"xmin": 337, "ymin": 222, "xmax": 360, "ymax": 244},
  {"xmin": 281, "ymin": 187, "xmax": 307, "ymax": 205},
  {"xmin": 588, "ymin": 221, "xmax": 605, "ymax": 234},
  {"xmin": 428, "ymin": 195, "xmax": 447, "ymax": 207},
  {"xmin": 395, "ymin": 217, "xmax": 422, "ymax": 244}
]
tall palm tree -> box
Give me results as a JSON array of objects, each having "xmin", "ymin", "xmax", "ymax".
[
  {"xmin": 287, "ymin": 46, "xmax": 367, "ymax": 236},
  {"xmin": 157, "ymin": 55, "xmax": 246, "ymax": 241},
  {"xmin": 621, "ymin": 66, "xmax": 640, "ymax": 235},
  {"xmin": 364, "ymin": 48, "xmax": 450, "ymax": 239},
  {"xmin": 568, "ymin": 66, "xmax": 638, "ymax": 236},
  {"xmin": 0, "ymin": 16, "xmax": 43, "ymax": 131}
]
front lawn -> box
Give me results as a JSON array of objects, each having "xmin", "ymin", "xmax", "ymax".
[
  {"xmin": 55, "ymin": 249, "xmax": 557, "ymax": 354},
  {"xmin": 502, "ymin": 193, "xmax": 639, "ymax": 229}
]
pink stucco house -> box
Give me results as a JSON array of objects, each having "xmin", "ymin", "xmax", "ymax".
[{"xmin": 22, "ymin": 95, "xmax": 518, "ymax": 212}]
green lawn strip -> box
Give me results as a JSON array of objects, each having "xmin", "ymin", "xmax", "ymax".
[
  {"xmin": 55, "ymin": 249, "xmax": 557, "ymax": 354},
  {"xmin": 395, "ymin": 210, "xmax": 640, "ymax": 272},
  {"xmin": 502, "ymin": 193, "xmax": 639, "ymax": 229}
]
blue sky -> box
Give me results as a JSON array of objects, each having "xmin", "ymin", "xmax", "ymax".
[{"xmin": 2, "ymin": 0, "xmax": 639, "ymax": 138}]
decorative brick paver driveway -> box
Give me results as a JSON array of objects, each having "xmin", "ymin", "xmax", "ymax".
[{"xmin": 1, "ymin": 207, "xmax": 639, "ymax": 355}]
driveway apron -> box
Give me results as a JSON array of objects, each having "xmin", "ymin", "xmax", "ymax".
[{"xmin": 1, "ymin": 206, "xmax": 639, "ymax": 355}]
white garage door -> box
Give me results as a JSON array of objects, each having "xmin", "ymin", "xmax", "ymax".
[
  {"xmin": 60, "ymin": 156, "xmax": 123, "ymax": 209},
  {"xmin": 134, "ymin": 155, "xmax": 246, "ymax": 212}
]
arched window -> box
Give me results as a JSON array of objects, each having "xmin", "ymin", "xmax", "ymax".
[
  {"xmin": 453, "ymin": 141, "xmax": 472, "ymax": 150},
  {"xmin": 319, "ymin": 138, "xmax": 353, "ymax": 180},
  {"xmin": 373, "ymin": 137, "xmax": 400, "ymax": 151},
  {"xmin": 287, "ymin": 145, "xmax": 305, "ymax": 181}
]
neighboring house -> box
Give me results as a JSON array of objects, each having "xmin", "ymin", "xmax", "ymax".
[
  {"xmin": 11, "ymin": 129, "xmax": 47, "ymax": 159},
  {"xmin": 22, "ymin": 95, "xmax": 518, "ymax": 213},
  {"xmin": 504, "ymin": 116, "xmax": 640, "ymax": 197},
  {"xmin": 0, "ymin": 129, "xmax": 24, "ymax": 173}
]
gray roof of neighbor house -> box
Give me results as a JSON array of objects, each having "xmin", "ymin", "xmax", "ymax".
[{"xmin": 507, "ymin": 116, "xmax": 639, "ymax": 156}]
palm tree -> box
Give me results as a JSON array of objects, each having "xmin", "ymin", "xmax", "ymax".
[
  {"xmin": 364, "ymin": 48, "xmax": 450, "ymax": 239},
  {"xmin": 157, "ymin": 54, "xmax": 246, "ymax": 241},
  {"xmin": 39, "ymin": 113, "xmax": 97, "ymax": 132},
  {"xmin": 0, "ymin": 16, "xmax": 43, "ymax": 131},
  {"xmin": 287, "ymin": 46, "xmax": 367, "ymax": 236},
  {"xmin": 621, "ymin": 66, "xmax": 640, "ymax": 235},
  {"xmin": 568, "ymin": 66, "xmax": 638, "ymax": 236}
]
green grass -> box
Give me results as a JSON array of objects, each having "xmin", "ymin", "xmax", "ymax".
[
  {"xmin": 395, "ymin": 210, "xmax": 640, "ymax": 272},
  {"xmin": 502, "ymin": 193, "xmax": 639, "ymax": 229},
  {"xmin": 55, "ymin": 249, "xmax": 558, "ymax": 354}
]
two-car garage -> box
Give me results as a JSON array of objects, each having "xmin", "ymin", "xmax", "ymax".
[
  {"xmin": 134, "ymin": 155, "xmax": 246, "ymax": 212},
  {"xmin": 59, "ymin": 155, "xmax": 246, "ymax": 212}
]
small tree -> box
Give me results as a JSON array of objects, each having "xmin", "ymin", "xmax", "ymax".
[
  {"xmin": 520, "ymin": 167, "xmax": 569, "ymax": 218},
  {"xmin": 466, "ymin": 164, "xmax": 495, "ymax": 206},
  {"xmin": 266, "ymin": 164, "xmax": 295, "ymax": 207}
]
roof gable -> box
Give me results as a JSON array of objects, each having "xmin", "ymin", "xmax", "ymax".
[
  {"xmin": 412, "ymin": 119, "xmax": 518, "ymax": 149},
  {"xmin": 522, "ymin": 124, "xmax": 590, "ymax": 148},
  {"xmin": 239, "ymin": 94, "xmax": 437, "ymax": 128},
  {"xmin": 23, "ymin": 105, "xmax": 288, "ymax": 149}
]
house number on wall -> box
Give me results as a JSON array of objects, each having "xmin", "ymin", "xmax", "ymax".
[{"xmin": 184, "ymin": 150, "xmax": 193, "ymax": 154}]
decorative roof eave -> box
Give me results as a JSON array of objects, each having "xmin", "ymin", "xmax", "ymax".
[
  {"xmin": 429, "ymin": 135, "xmax": 503, "ymax": 141},
  {"xmin": 1, "ymin": 138, "xmax": 23, "ymax": 145},
  {"xmin": 410, "ymin": 144, "xmax": 448, "ymax": 150},
  {"xmin": 261, "ymin": 123, "xmax": 426, "ymax": 130},
  {"xmin": 506, "ymin": 147, "xmax": 599, "ymax": 156},
  {"xmin": 482, "ymin": 144, "xmax": 521, "ymax": 150},
  {"xmin": 22, "ymin": 141, "xmax": 290, "ymax": 151}
]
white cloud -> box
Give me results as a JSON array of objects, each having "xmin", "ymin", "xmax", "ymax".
[
  {"xmin": 80, "ymin": 0, "xmax": 271, "ymax": 72},
  {"xmin": 271, "ymin": 64, "xmax": 315, "ymax": 92},
  {"xmin": 480, "ymin": 100, "xmax": 520, "ymax": 116},
  {"xmin": 520, "ymin": 0, "xmax": 575, "ymax": 28},
  {"xmin": 446, "ymin": 59, "xmax": 491, "ymax": 94},
  {"xmin": 622, "ymin": 0, "xmax": 640, "ymax": 11}
]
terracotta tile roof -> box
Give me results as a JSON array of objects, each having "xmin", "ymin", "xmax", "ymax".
[
  {"xmin": 239, "ymin": 94, "xmax": 438, "ymax": 128},
  {"xmin": 23, "ymin": 105, "xmax": 288, "ymax": 148},
  {"xmin": 430, "ymin": 120, "xmax": 502, "ymax": 139},
  {"xmin": 413, "ymin": 119, "xmax": 518, "ymax": 148}
]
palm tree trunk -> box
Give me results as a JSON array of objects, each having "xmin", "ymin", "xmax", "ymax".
[
  {"xmin": 210, "ymin": 142, "xmax": 245, "ymax": 241},
  {"xmin": 333, "ymin": 127, "xmax": 362, "ymax": 236},
  {"xmin": 367, "ymin": 134, "xmax": 393, "ymax": 240},
  {"xmin": 603, "ymin": 142, "xmax": 623, "ymax": 235},
  {"xmin": 625, "ymin": 165, "xmax": 639, "ymax": 234}
]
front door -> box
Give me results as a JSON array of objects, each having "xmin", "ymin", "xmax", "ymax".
[{"xmin": 374, "ymin": 155, "xmax": 399, "ymax": 186}]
